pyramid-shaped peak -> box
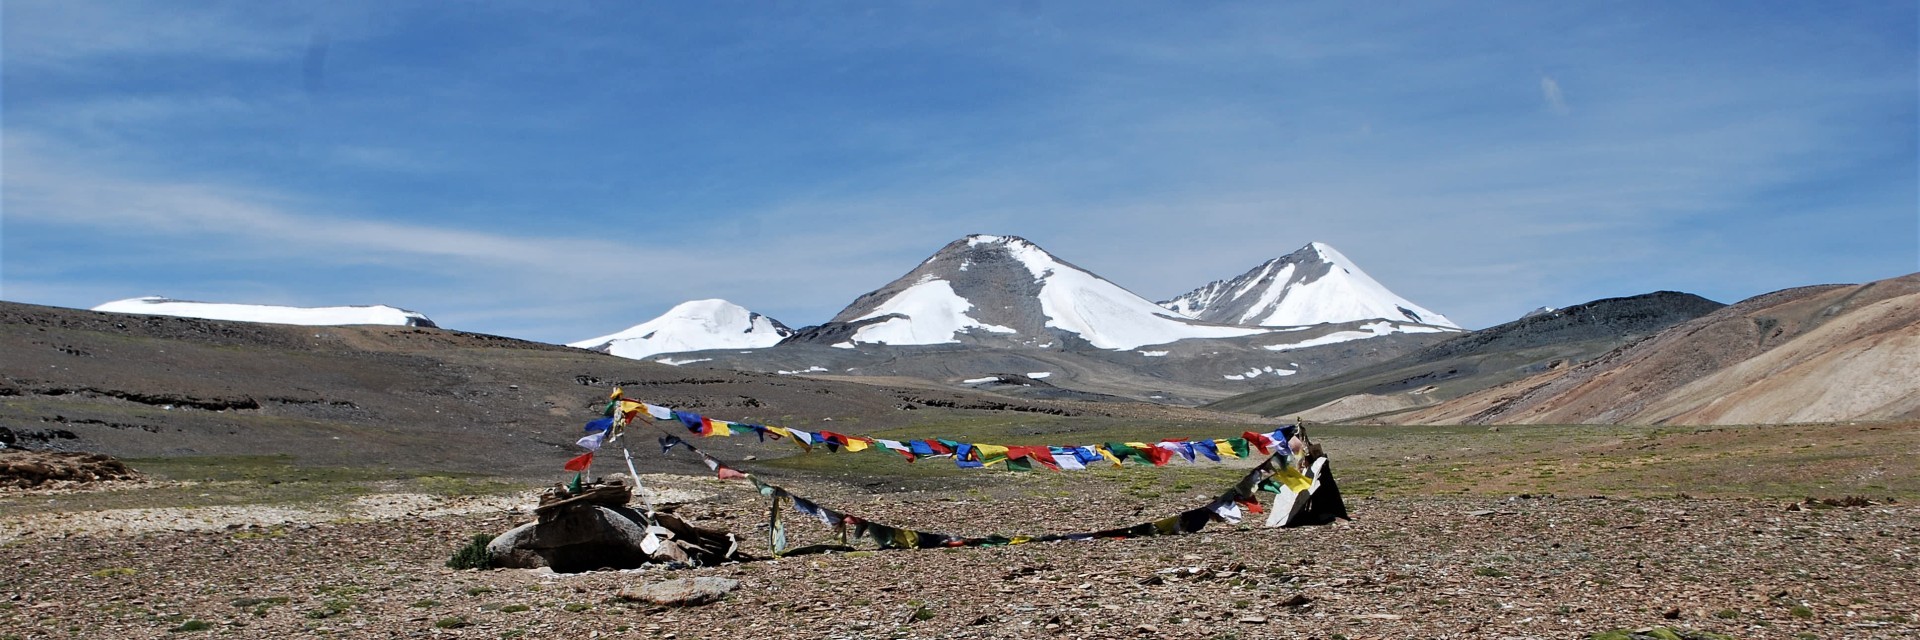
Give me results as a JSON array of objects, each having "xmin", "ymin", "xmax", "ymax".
[{"xmin": 1160, "ymin": 243, "xmax": 1459, "ymax": 329}]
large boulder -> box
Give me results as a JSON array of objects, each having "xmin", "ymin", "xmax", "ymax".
[
  {"xmin": 488, "ymin": 504, "xmax": 657, "ymax": 572},
  {"xmin": 487, "ymin": 480, "xmax": 745, "ymax": 572}
]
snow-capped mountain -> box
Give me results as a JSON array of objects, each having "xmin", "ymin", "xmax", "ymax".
[
  {"xmin": 570, "ymin": 299, "xmax": 794, "ymax": 360},
  {"xmin": 1159, "ymin": 242, "xmax": 1459, "ymax": 329},
  {"xmin": 787, "ymin": 235, "xmax": 1269, "ymax": 351},
  {"xmin": 92, "ymin": 296, "xmax": 437, "ymax": 327}
]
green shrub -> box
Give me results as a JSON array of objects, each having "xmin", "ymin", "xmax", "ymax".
[
  {"xmin": 447, "ymin": 533, "xmax": 494, "ymax": 570},
  {"xmin": 167, "ymin": 620, "xmax": 211, "ymax": 633}
]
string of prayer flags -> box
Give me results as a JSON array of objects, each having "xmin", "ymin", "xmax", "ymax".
[
  {"xmin": 603, "ymin": 393, "xmax": 1304, "ymax": 476},
  {"xmin": 627, "ymin": 415, "xmax": 1348, "ymax": 559}
]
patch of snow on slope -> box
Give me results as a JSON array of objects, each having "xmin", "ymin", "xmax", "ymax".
[
  {"xmin": 569, "ymin": 299, "xmax": 791, "ymax": 360},
  {"xmin": 655, "ymin": 357, "xmax": 712, "ymax": 366},
  {"xmin": 997, "ymin": 239, "xmax": 1266, "ymax": 350},
  {"xmin": 1261, "ymin": 321, "xmax": 1458, "ymax": 352},
  {"xmin": 1224, "ymin": 365, "xmax": 1297, "ymax": 380},
  {"xmin": 961, "ymin": 376, "xmax": 999, "ymax": 385},
  {"xmin": 1138, "ymin": 350, "xmax": 1169, "ymax": 357},
  {"xmin": 1026, "ymin": 372, "xmax": 1052, "ymax": 379},
  {"xmin": 849, "ymin": 279, "xmax": 1017, "ymax": 345},
  {"xmin": 777, "ymin": 366, "xmax": 829, "ymax": 375},
  {"xmin": 93, "ymin": 296, "xmax": 432, "ymax": 327}
]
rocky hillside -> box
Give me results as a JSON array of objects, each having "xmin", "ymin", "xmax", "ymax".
[
  {"xmin": 1206, "ymin": 291, "xmax": 1726, "ymax": 420},
  {"xmin": 1387, "ymin": 273, "xmax": 1920, "ymax": 425}
]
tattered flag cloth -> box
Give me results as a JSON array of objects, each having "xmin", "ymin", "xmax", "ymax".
[{"xmin": 562, "ymin": 451, "xmax": 593, "ymax": 472}]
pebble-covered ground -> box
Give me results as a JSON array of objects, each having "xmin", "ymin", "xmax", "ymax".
[{"xmin": 3, "ymin": 476, "xmax": 1914, "ymax": 640}]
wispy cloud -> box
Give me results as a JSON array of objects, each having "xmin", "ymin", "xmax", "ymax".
[{"xmin": 1540, "ymin": 75, "xmax": 1570, "ymax": 115}]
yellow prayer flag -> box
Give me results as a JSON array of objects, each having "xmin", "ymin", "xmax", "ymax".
[
  {"xmin": 1214, "ymin": 439, "xmax": 1240, "ymax": 459},
  {"xmin": 765, "ymin": 426, "xmax": 793, "ymax": 439},
  {"xmin": 974, "ymin": 444, "xmax": 1009, "ymax": 466},
  {"xmin": 1095, "ymin": 446, "xmax": 1122, "ymax": 467},
  {"xmin": 1276, "ymin": 467, "xmax": 1313, "ymax": 493},
  {"xmin": 843, "ymin": 438, "xmax": 870, "ymax": 453}
]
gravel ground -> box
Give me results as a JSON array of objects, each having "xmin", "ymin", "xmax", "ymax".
[{"xmin": 3, "ymin": 476, "xmax": 1915, "ymax": 640}]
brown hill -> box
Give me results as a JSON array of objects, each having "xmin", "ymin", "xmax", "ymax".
[
  {"xmin": 1387, "ymin": 273, "xmax": 1920, "ymax": 425},
  {"xmin": 0, "ymin": 302, "xmax": 1258, "ymax": 477}
]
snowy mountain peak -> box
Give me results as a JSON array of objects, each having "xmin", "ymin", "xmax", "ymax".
[
  {"xmin": 792, "ymin": 235, "xmax": 1268, "ymax": 351},
  {"xmin": 1159, "ymin": 242, "xmax": 1459, "ymax": 329},
  {"xmin": 92, "ymin": 296, "xmax": 437, "ymax": 327},
  {"xmin": 570, "ymin": 299, "xmax": 794, "ymax": 360}
]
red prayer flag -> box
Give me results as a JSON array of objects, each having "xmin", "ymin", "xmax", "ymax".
[
  {"xmin": 562, "ymin": 451, "xmax": 594, "ymax": 472},
  {"xmin": 1242, "ymin": 431, "xmax": 1275, "ymax": 455}
]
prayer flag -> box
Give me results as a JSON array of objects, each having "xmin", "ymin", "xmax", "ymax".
[
  {"xmin": 1210, "ymin": 499, "xmax": 1243, "ymax": 524},
  {"xmin": 700, "ymin": 416, "xmax": 732, "ymax": 437},
  {"xmin": 1133, "ymin": 442, "xmax": 1172, "ymax": 466},
  {"xmin": 877, "ymin": 439, "xmax": 916, "ymax": 461},
  {"xmin": 1243, "ymin": 431, "xmax": 1276, "ymax": 455},
  {"xmin": 1051, "ymin": 448, "xmax": 1086, "ymax": 471},
  {"xmin": 659, "ymin": 435, "xmax": 686, "ymax": 454},
  {"xmin": 1094, "ymin": 445, "xmax": 1123, "ymax": 467},
  {"xmin": 644, "ymin": 403, "xmax": 675, "ymax": 420},
  {"xmin": 1194, "ymin": 439, "xmax": 1222, "ymax": 462},
  {"xmin": 583, "ymin": 417, "xmax": 614, "ymax": 433},
  {"xmin": 576, "ymin": 432, "xmax": 605, "ymax": 451},
  {"xmin": 954, "ymin": 444, "xmax": 984, "ymax": 468},
  {"xmin": 562, "ymin": 451, "xmax": 594, "ymax": 472},
  {"xmin": 974, "ymin": 444, "xmax": 1009, "ymax": 466},
  {"xmin": 678, "ymin": 412, "xmax": 705, "ymax": 433},
  {"xmin": 1226, "ymin": 438, "xmax": 1251, "ymax": 459}
]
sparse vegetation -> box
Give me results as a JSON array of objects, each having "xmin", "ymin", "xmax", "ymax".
[{"xmin": 446, "ymin": 533, "xmax": 494, "ymax": 570}]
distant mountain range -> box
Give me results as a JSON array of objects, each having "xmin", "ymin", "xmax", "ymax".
[
  {"xmin": 579, "ymin": 235, "xmax": 1461, "ymax": 402},
  {"xmin": 63, "ymin": 245, "xmax": 1920, "ymax": 425}
]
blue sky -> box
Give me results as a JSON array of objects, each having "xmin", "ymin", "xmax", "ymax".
[{"xmin": 4, "ymin": 1, "xmax": 1915, "ymax": 343}]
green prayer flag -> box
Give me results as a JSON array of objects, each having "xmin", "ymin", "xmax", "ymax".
[
  {"xmin": 1103, "ymin": 442, "xmax": 1138, "ymax": 463},
  {"xmin": 1228, "ymin": 438, "xmax": 1251, "ymax": 458}
]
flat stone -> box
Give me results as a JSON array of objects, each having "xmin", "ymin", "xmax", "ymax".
[{"xmin": 618, "ymin": 577, "xmax": 740, "ymax": 606}]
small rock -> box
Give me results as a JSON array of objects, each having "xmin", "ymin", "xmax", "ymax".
[
  {"xmin": 617, "ymin": 577, "xmax": 740, "ymax": 606},
  {"xmin": 1278, "ymin": 594, "xmax": 1312, "ymax": 607},
  {"xmin": 1237, "ymin": 616, "xmax": 1268, "ymax": 624}
]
